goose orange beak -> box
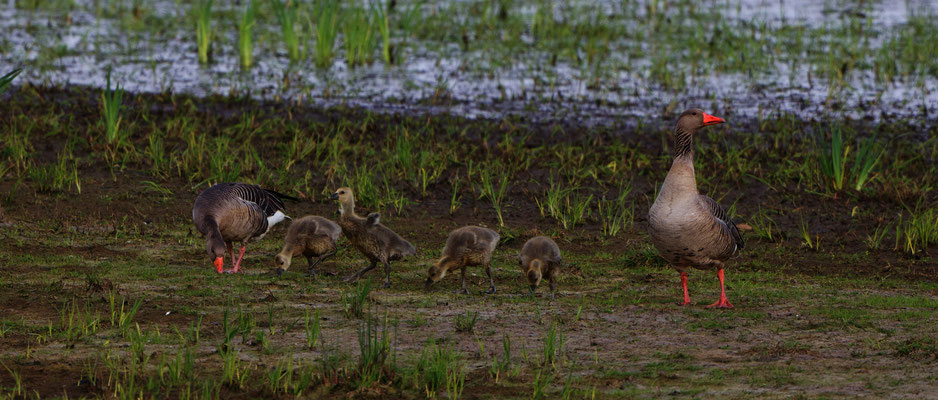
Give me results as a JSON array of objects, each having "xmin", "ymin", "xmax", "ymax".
[
  {"xmin": 702, "ymin": 113, "xmax": 724, "ymax": 126},
  {"xmin": 214, "ymin": 257, "xmax": 224, "ymax": 274}
]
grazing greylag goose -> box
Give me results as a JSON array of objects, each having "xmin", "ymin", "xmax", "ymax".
[
  {"xmin": 425, "ymin": 226, "xmax": 500, "ymax": 295},
  {"xmin": 274, "ymin": 216, "xmax": 341, "ymax": 277},
  {"xmin": 330, "ymin": 187, "xmax": 415, "ymax": 288},
  {"xmin": 648, "ymin": 109, "xmax": 743, "ymax": 308},
  {"xmin": 518, "ymin": 236, "xmax": 562, "ymax": 298},
  {"xmin": 192, "ymin": 183, "xmax": 296, "ymax": 274}
]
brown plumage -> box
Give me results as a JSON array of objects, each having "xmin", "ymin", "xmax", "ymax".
[
  {"xmin": 192, "ymin": 183, "xmax": 294, "ymax": 274},
  {"xmin": 329, "ymin": 187, "xmax": 416, "ymax": 288},
  {"xmin": 425, "ymin": 226, "xmax": 500, "ymax": 295},
  {"xmin": 274, "ymin": 216, "xmax": 341, "ymax": 277},
  {"xmin": 648, "ymin": 108, "xmax": 742, "ymax": 308},
  {"xmin": 518, "ymin": 236, "xmax": 562, "ymax": 297}
]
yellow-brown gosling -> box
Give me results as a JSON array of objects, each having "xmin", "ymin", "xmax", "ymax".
[
  {"xmin": 518, "ymin": 236, "xmax": 562, "ymax": 298},
  {"xmin": 425, "ymin": 226, "xmax": 500, "ymax": 295},
  {"xmin": 330, "ymin": 187, "xmax": 416, "ymax": 288},
  {"xmin": 274, "ymin": 215, "xmax": 341, "ymax": 277}
]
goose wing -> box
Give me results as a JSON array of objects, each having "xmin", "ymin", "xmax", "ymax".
[
  {"xmin": 698, "ymin": 195, "xmax": 744, "ymax": 252},
  {"xmin": 230, "ymin": 184, "xmax": 289, "ymax": 217}
]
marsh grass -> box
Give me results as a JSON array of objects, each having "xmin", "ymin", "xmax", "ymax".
[
  {"xmin": 344, "ymin": 280, "xmax": 373, "ymax": 319},
  {"xmin": 271, "ymin": 0, "xmax": 305, "ymax": 62},
  {"xmin": 357, "ymin": 314, "xmax": 395, "ymax": 388},
  {"xmin": 237, "ymin": 0, "xmax": 257, "ymax": 68},
  {"xmin": 817, "ymin": 125, "xmax": 849, "ymax": 194},
  {"xmin": 193, "ymin": 0, "xmax": 213, "ymax": 64},
  {"xmin": 343, "ymin": 1, "xmax": 377, "ymax": 67},
  {"xmin": 101, "ymin": 69, "xmax": 125, "ymax": 147},
  {"xmin": 479, "ymin": 169, "xmax": 509, "ymax": 226},
  {"xmin": 413, "ymin": 342, "xmax": 464, "ymax": 398},
  {"xmin": 370, "ymin": 0, "xmax": 391, "ymax": 64},
  {"xmin": 453, "ymin": 311, "xmax": 478, "ymax": 333},
  {"xmin": 29, "ymin": 148, "xmax": 80, "ymax": 193},
  {"xmin": 313, "ymin": 0, "xmax": 341, "ymax": 68}
]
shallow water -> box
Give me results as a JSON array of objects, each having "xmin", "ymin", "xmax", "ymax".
[{"xmin": 2, "ymin": 0, "xmax": 937, "ymax": 128}]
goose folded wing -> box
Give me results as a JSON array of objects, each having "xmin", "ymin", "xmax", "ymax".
[
  {"xmin": 698, "ymin": 195, "xmax": 744, "ymax": 250},
  {"xmin": 232, "ymin": 184, "xmax": 288, "ymax": 217}
]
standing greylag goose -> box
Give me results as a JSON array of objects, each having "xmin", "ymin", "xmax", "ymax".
[
  {"xmin": 192, "ymin": 183, "xmax": 295, "ymax": 274},
  {"xmin": 425, "ymin": 226, "xmax": 500, "ymax": 295},
  {"xmin": 518, "ymin": 236, "xmax": 562, "ymax": 298},
  {"xmin": 274, "ymin": 215, "xmax": 341, "ymax": 277},
  {"xmin": 330, "ymin": 187, "xmax": 416, "ymax": 288},
  {"xmin": 648, "ymin": 109, "xmax": 743, "ymax": 308}
]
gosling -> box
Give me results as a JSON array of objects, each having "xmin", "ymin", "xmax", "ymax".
[
  {"xmin": 425, "ymin": 226, "xmax": 500, "ymax": 295},
  {"xmin": 518, "ymin": 236, "xmax": 562, "ymax": 298},
  {"xmin": 330, "ymin": 187, "xmax": 416, "ymax": 288},
  {"xmin": 274, "ymin": 216, "xmax": 341, "ymax": 277}
]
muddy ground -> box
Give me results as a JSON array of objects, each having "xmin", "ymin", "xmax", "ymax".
[{"xmin": 0, "ymin": 87, "xmax": 937, "ymax": 399}]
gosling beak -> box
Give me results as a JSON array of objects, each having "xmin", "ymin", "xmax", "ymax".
[
  {"xmin": 213, "ymin": 257, "xmax": 224, "ymax": 274},
  {"xmin": 276, "ymin": 268, "xmax": 284, "ymax": 277},
  {"xmin": 424, "ymin": 278, "xmax": 433, "ymax": 291},
  {"xmin": 328, "ymin": 193, "xmax": 339, "ymax": 200},
  {"xmin": 702, "ymin": 113, "xmax": 725, "ymax": 126}
]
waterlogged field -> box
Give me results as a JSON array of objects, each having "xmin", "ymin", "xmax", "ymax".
[
  {"xmin": 0, "ymin": 87, "xmax": 936, "ymax": 399},
  {"xmin": 2, "ymin": 0, "xmax": 938, "ymax": 125}
]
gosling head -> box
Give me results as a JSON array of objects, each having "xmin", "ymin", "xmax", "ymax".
[
  {"xmin": 524, "ymin": 258, "xmax": 544, "ymax": 292},
  {"xmin": 274, "ymin": 253, "xmax": 292, "ymax": 276},
  {"xmin": 329, "ymin": 187, "xmax": 355, "ymax": 213},
  {"xmin": 425, "ymin": 258, "xmax": 455, "ymax": 290}
]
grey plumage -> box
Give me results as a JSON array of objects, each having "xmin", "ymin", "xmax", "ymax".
[
  {"xmin": 426, "ymin": 226, "xmax": 500, "ymax": 295},
  {"xmin": 648, "ymin": 108, "xmax": 738, "ymax": 307},
  {"xmin": 192, "ymin": 182, "xmax": 292, "ymax": 273}
]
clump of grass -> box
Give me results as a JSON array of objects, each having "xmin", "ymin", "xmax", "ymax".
[
  {"xmin": 356, "ymin": 314, "xmax": 395, "ymax": 388},
  {"xmin": 489, "ymin": 334, "xmax": 511, "ymax": 383},
  {"xmin": 454, "ymin": 311, "xmax": 478, "ymax": 333},
  {"xmin": 237, "ymin": 0, "xmax": 257, "ymax": 68},
  {"xmin": 101, "ymin": 68, "xmax": 124, "ymax": 146},
  {"xmin": 344, "ymin": 280, "xmax": 372, "ymax": 319},
  {"xmin": 0, "ymin": 68, "xmax": 22, "ymax": 93},
  {"xmin": 312, "ymin": 0, "xmax": 341, "ymax": 68},
  {"xmin": 304, "ymin": 309, "xmax": 321, "ymax": 349},
  {"xmin": 894, "ymin": 336, "xmax": 938, "ymax": 359},
  {"xmin": 371, "ymin": 0, "xmax": 391, "ymax": 64},
  {"xmin": 271, "ymin": 0, "xmax": 306, "ymax": 62},
  {"xmin": 343, "ymin": 1, "xmax": 376, "ymax": 67},
  {"xmin": 897, "ymin": 207, "xmax": 938, "ymax": 255},
  {"xmin": 799, "ymin": 217, "xmax": 819, "ymax": 250},
  {"xmin": 193, "ymin": 0, "xmax": 214, "ymax": 64},
  {"xmin": 851, "ymin": 134, "xmax": 884, "ymax": 191},
  {"xmin": 479, "ymin": 169, "xmax": 509, "ymax": 226},
  {"xmin": 29, "ymin": 148, "xmax": 80, "ymax": 193},
  {"xmin": 413, "ymin": 342, "xmax": 464, "ymax": 398},
  {"xmin": 542, "ymin": 322, "xmax": 564, "ymax": 368},
  {"xmin": 596, "ymin": 183, "xmax": 633, "ymax": 237},
  {"xmin": 817, "ymin": 125, "xmax": 849, "ymax": 195}
]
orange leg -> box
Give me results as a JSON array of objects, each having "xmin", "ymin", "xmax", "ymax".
[
  {"xmin": 705, "ymin": 269, "xmax": 733, "ymax": 308},
  {"xmin": 225, "ymin": 245, "xmax": 247, "ymax": 274},
  {"xmin": 678, "ymin": 272, "xmax": 692, "ymax": 306}
]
